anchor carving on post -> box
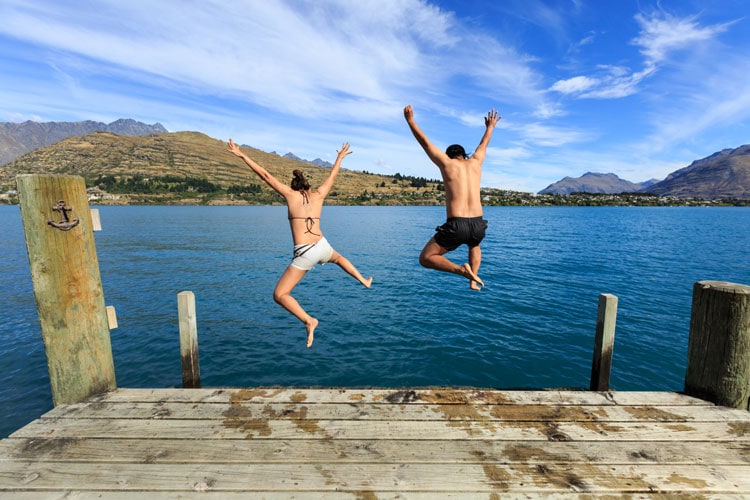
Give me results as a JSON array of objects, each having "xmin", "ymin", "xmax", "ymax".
[{"xmin": 47, "ymin": 200, "xmax": 80, "ymax": 231}]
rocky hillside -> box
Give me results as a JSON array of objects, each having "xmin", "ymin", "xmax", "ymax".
[
  {"xmin": 645, "ymin": 145, "xmax": 750, "ymax": 199},
  {"xmin": 0, "ymin": 131, "xmax": 442, "ymax": 205},
  {"xmin": 0, "ymin": 119, "xmax": 167, "ymax": 165},
  {"xmin": 538, "ymin": 172, "xmax": 646, "ymax": 195},
  {"xmin": 539, "ymin": 145, "xmax": 750, "ymax": 199}
]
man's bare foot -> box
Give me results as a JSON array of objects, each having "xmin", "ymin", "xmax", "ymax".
[
  {"xmin": 305, "ymin": 317, "xmax": 318, "ymax": 348},
  {"xmin": 362, "ymin": 277, "xmax": 373, "ymax": 288},
  {"xmin": 460, "ymin": 263, "xmax": 484, "ymax": 288},
  {"xmin": 470, "ymin": 280, "xmax": 482, "ymax": 291}
]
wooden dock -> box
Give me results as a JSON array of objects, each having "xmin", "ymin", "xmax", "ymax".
[{"xmin": 1, "ymin": 387, "xmax": 749, "ymax": 497}]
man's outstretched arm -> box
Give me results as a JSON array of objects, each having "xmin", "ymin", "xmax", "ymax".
[
  {"xmin": 404, "ymin": 105, "xmax": 446, "ymax": 166},
  {"xmin": 471, "ymin": 109, "xmax": 500, "ymax": 163}
]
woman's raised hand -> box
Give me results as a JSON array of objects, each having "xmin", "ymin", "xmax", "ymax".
[{"xmin": 337, "ymin": 142, "xmax": 352, "ymax": 158}]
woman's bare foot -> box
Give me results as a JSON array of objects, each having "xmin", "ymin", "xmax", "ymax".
[
  {"xmin": 362, "ymin": 277, "xmax": 373, "ymax": 288},
  {"xmin": 305, "ymin": 317, "xmax": 318, "ymax": 348},
  {"xmin": 460, "ymin": 263, "xmax": 484, "ymax": 288}
]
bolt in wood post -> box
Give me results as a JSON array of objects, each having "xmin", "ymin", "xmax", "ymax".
[
  {"xmin": 16, "ymin": 174, "xmax": 116, "ymax": 405},
  {"xmin": 590, "ymin": 293, "xmax": 618, "ymax": 391},
  {"xmin": 178, "ymin": 291, "xmax": 200, "ymax": 388},
  {"xmin": 685, "ymin": 281, "xmax": 750, "ymax": 410}
]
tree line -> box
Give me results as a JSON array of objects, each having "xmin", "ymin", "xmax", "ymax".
[{"xmin": 90, "ymin": 174, "xmax": 261, "ymax": 196}]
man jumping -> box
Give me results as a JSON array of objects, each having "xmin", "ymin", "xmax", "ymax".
[{"xmin": 403, "ymin": 105, "xmax": 500, "ymax": 290}]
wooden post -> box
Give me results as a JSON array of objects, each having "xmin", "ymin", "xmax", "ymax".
[
  {"xmin": 106, "ymin": 305, "xmax": 118, "ymax": 330},
  {"xmin": 16, "ymin": 174, "xmax": 116, "ymax": 405},
  {"xmin": 178, "ymin": 291, "xmax": 200, "ymax": 388},
  {"xmin": 590, "ymin": 293, "xmax": 618, "ymax": 391},
  {"xmin": 90, "ymin": 208, "xmax": 102, "ymax": 231},
  {"xmin": 684, "ymin": 281, "xmax": 750, "ymax": 410}
]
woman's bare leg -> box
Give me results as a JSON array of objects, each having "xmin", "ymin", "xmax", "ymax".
[
  {"xmin": 419, "ymin": 238, "xmax": 483, "ymax": 286},
  {"xmin": 329, "ymin": 251, "xmax": 372, "ymax": 288},
  {"xmin": 273, "ymin": 265, "xmax": 318, "ymax": 347}
]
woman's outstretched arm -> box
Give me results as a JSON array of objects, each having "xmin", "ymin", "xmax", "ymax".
[
  {"xmin": 228, "ymin": 138, "xmax": 291, "ymax": 196},
  {"xmin": 317, "ymin": 142, "xmax": 352, "ymax": 197}
]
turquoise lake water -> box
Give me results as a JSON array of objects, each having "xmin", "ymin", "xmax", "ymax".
[{"xmin": 1, "ymin": 205, "xmax": 748, "ymax": 437}]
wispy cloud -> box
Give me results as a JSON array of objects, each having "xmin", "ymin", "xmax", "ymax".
[
  {"xmin": 517, "ymin": 122, "xmax": 591, "ymax": 147},
  {"xmin": 549, "ymin": 9, "xmax": 732, "ymax": 100},
  {"xmin": 0, "ymin": 0, "xmax": 553, "ymax": 124},
  {"xmin": 632, "ymin": 11, "xmax": 732, "ymax": 65}
]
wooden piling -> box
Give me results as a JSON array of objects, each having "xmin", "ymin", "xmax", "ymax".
[
  {"xmin": 178, "ymin": 291, "xmax": 200, "ymax": 388},
  {"xmin": 685, "ymin": 280, "xmax": 750, "ymax": 410},
  {"xmin": 16, "ymin": 174, "xmax": 116, "ymax": 405},
  {"xmin": 89, "ymin": 208, "xmax": 102, "ymax": 231},
  {"xmin": 590, "ymin": 293, "xmax": 618, "ymax": 391}
]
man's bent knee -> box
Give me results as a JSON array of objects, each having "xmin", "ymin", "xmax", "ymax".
[{"xmin": 418, "ymin": 253, "xmax": 431, "ymax": 268}]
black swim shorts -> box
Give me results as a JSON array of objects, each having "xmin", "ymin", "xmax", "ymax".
[{"xmin": 433, "ymin": 217, "xmax": 488, "ymax": 251}]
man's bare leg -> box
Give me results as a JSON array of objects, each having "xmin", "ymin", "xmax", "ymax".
[
  {"xmin": 468, "ymin": 245, "xmax": 483, "ymax": 290},
  {"xmin": 273, "ymin": 266, "xmax": 318, "ymax": 347},
  {"xmin": 329, "ymin": 251, "xmax": 373, "ymax": 288},
  {"xmin": 419, "ymin": 239, "xmax": 483, "ymax": 286}
]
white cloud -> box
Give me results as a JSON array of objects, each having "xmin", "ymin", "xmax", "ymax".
[{"xmin": 550, "ymin": 75, "xmax": 598, "ymax": 94}]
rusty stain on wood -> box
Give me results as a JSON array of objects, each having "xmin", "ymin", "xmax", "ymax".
[
  {"xmin": 290, "ymin": 391, "xmax": 307, "ymax": 403},
  {"xmin": 666, "ymin": 472, "xmax": 709, "ymax": 489},
  {"xmin": 623, "ymin": 405, "xmax": 689, "ymax": 421},
  {"xmin": 229, "ymin": 388, "xmax": 284, "ymax": 403},
  {"xmin": 729, "ymin": 422, "xmax": 750, "ymax": 436},
  {"xmin": 480, "ymin": 462, "xmax": 512, "ymax": 490}
]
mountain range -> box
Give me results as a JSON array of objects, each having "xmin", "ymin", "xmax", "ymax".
[
  {"xmin": 1, "ymin": 119, "xmax": 749, "ymax": 200},
  {"xmin": 538, "ymin": 172, "xmax": 650, "ymax": 195},
  {"xmin": 0, "ymin": 119, "xmax": 168, "ymax": 165},
  {"xmin": 539, "ymin": 145, "xmax": 750, "ymax": 199}
]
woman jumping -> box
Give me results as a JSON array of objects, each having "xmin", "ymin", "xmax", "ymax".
[{"xmin": 228, "ymin": 139, "xmax": 372, "ymax": 348}]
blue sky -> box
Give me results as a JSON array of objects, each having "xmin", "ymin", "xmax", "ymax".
[{"xmin": 1, "ymin": 1, "xmax": 748, "ymax": 192}]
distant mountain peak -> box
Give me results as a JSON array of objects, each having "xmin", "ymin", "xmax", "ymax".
[
  {"xmin": 538, "ymin": 171, "xmax": 645, "ymax": 195},
  {"xmin": 539, "ymin": 145, "xmax": 750, "ymax": 199},
  {"xmin": 646, "ymin": 144, "xmax": 750, "ymax": 199},
  {"xmin": 0, "ymin": 118, "xmax": 168, "ymax": 165},
  {"xmin": 280, "ymin": 152, "xmax": 332, "ymax": 167},
  {"xmin": 283, "ymin": 152, "xmax": 303, "ymax": 161}
]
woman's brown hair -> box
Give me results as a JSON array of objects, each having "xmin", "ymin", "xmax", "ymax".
[{"xmin": 291, "ymin": 169, "xmax": 310, "ymax": 192}]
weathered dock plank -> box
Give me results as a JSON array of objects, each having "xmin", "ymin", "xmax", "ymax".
[
  {"xmin": 10, "ymin": 416, "xmax": 750, "ymax": 442},
  {"xmin": 92, "ymin": 387, "xmax": 715, "ymax": 405},
  {"xmin": 1, "ymin": 462, "xmax": 749, "ymax": 493},
  {"xmin": 2, "ymin": 438, "xmax": 748, "ymax": 466},
  {"xmin": 1, "ymin": 387, "xmax": 748, "ymax": 497},
  {"xmin": 43, "ymin": 400, "xmax": 749, "ymax": 422}
]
